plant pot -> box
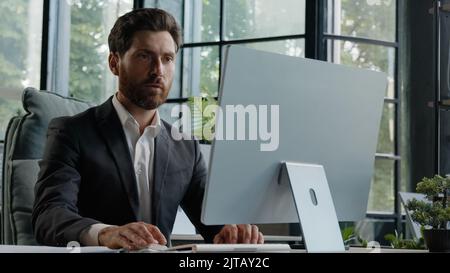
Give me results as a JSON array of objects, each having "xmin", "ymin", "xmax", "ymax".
[{"xmin": 423, "ymin": 229, "xmax": 450, "ymax": 252}]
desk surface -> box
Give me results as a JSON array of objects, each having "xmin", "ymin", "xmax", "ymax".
[
  {"xmin": 0, "ymin": 245, "xmax": 117, "ymax": 253},
  {"xmin": 0, "ymin": 235, "xmax": 428, "ymax": 253},
  {"xmin": 0, "ymin": 244, "xmax": 428, "ymax": 253}
]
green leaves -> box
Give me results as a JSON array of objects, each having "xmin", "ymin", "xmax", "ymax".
[
  {"xmin": 341, "ymin": 226, "xmax": 356, "ymax": 245},
  {"xmin": 408, "ymin": 201, "xmax": 449, "ymax": 229},
  {"xmin": 384, "ymin": 230, "xmax": 425, "ymax": 249},
  {"xmin": 406, "ymin": 175, "xmax": 450, "ymax": 230},
  {"xmin": 340, "ymin": 226, "xmax": 367, "ymax": 247},
  {"xmin": 69, "ymin": 0, "xmax": 111, "ymax": 103},
  {"xmin": 416, "ymin": 175, "xmax": 450, "ymax": 201}
]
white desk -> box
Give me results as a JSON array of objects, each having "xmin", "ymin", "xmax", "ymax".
[
  {"xmin": 0, "ymin": 245, "xmax": 117, "ymax": 253},
  {"xmin": 0, "ymin": 244, "xmax": 428, "ymax": 253}
]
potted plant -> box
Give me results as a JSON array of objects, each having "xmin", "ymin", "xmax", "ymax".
[{"xmin": 405, "ymin": 175, "xmax": 450, "ymax": 252}]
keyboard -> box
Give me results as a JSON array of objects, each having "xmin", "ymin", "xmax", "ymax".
[{"xmin": 168, "ymin": 243, "xmax": 291, "ymax": 253}]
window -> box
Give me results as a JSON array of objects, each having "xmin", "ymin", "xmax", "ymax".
[
  {"xmin": 0, "ymin": 0, "xmax": 43, "ymax": 140},
  {"xmin": 145, "ymin": 0, "xmax": 306, "ymax": 122},
  {"xmin": 47, "ymin": 0, "xmax": 133, "ymax": 104},
  {"xmin": 223, "ymin": 0, "xmax": 305, "ymax": 40}
]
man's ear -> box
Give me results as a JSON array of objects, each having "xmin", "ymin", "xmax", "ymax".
[{"xmin": 109, "ymin": 52, "xmax": 120, "ymax": 76}]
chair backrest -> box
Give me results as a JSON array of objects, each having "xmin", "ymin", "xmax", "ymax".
[{"xmin": 1, "ymin": 87, "xmax": 93, "ymax": 245}]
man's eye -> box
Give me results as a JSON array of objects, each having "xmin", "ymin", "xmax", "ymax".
[
  {"xmin": 138, "ymin": 54, "xmax": 149, "ymax": 60},
  {"xmin": 165, "ymin": 56, "xmax": 174, "ymax": 62}
]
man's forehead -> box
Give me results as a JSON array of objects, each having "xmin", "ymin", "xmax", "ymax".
[{"xmin": 130, "ymin": 30, "xmax": 176, "ymax": 52}]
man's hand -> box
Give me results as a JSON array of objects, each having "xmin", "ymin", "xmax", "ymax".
[
  {"xmin": 213, "ymin": 224, "xmax": 264, "ymax": 244},
  {"xmin": 98, "ymin": 222, "xmax": 166, "ymax": 250}
]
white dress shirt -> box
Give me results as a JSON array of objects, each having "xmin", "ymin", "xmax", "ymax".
[{"xmin": 80, "ymin": 94, "xmax": 161, "ymax": 246}]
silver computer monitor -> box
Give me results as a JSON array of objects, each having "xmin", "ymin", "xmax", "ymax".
[{"xmin": 201, "ymin": 45, "xmax": 387, "ymax": 225}]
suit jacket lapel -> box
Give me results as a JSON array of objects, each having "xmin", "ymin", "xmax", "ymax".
[
  {"xmin": 152, "ymin": 123, "xmax": 171, "ymax": 225},
  {"xmin": 95, "ymin": 98, "xmax": 140, "ymax": 220}
]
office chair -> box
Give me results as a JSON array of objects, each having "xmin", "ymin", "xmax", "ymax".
[{"xmin": 1, "ymin": 87, "xmax": 93, "ymax": 245}]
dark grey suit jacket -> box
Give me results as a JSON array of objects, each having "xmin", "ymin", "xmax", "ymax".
[{"xmin": 32, "ymin": 97, "xmax": 222, "ymax": 246}]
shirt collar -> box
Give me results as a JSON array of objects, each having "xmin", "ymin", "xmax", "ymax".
[{"xmin": 112, "ymin": 93, "xmax": 161, "ymax": 137}]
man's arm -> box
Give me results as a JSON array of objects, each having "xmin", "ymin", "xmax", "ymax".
[
  {"xmin": 79, "ymin": 224, "xmax": 113, "ymax": 246},
  {"xmin": 32, "ymin": 117, "xmax": 100, "ymax": 246},
  {"xmin": 33, "ymin": 118, "xmax": 168, "ymax": 249}
]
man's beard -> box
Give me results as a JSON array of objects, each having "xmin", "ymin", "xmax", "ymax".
[{"xmin": 121, "ymin": 77, "xmax": 169, "ymax": 110}]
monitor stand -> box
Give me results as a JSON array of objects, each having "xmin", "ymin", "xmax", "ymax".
[{"xmin": 278, "ymin": 162, "xmax": 345, "ymax": 252}]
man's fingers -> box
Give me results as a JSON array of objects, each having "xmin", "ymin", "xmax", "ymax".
[
  {"xmin": 258, "ymin": 232, "xmax": 264, "ymax": 244},
  {"xmin": 222, "ymin": 225, "xmax": 236, "ymax": 243},
  {"xmin": 236, "ymin": 224, "xmax": 251, "ymax": 243},
  {"xmin": 119, "ymin": 228, "xmax": 148, "ymax": 248},
  {"xmin": 251, "ymin": 225, "xmax": 259, "ymax": 244},
  {"xmin": 129, "ymin": 223, "xmax": 156, "ymax": 244},
  {"xmin": 146, "ymin": 225, "xmax": 167, "ymax": 245},
  {"xmin": 237, "ymin": 225, "xmax": 243, "ymax": 243},
  {"xmin": 213, "ymin": 234, "xmax": 224, "ymax": 244},
  {"xmin": 242, "ymin": 225, "xmax": 252, "ymax": 243},
  {"xmin": 113, "ymin": 234, "xmax": 134, "ymax": 250},
  {"xmin": 214, "ymin": 225, "xmax": 263, "ymax": 244},
  {"xmin": 227, "ymin": 225, "xmax": 238, "ymax": 243},
  {"xmin": 99, "ymin": 223, "xmax": 168, "ymax": 250}
]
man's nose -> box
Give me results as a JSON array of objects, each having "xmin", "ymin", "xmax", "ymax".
[{"xmin": 150, "ymin": 58, "xmax": 164, "ymax": 76}]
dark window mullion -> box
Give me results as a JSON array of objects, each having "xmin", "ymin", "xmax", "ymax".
[
  {"xmin": 182, "ymin": 34, "xmax": 307, "ymax": 49},
  {"xmin": 218, "ymin": 0, "xmax": 224, "ymax": 88},
  {"xmin": 366, "ymin": 212, "xmax": 398, "ymax": 219},
  {"xmin": 166, "ymin": 96, "xmax": 219, "ymax": 103},
  {"xmin": 317, "ymin": 0, "xmax": 326, "ymax": 60},
  {"xmin": 178, "ymin": 0, "xmax": 185, "ymax": 99},
  {"xmin": 166, "ymin": 98, "xmax": 189, "ymax": 103},
  {"xmin": 305, "ymin": 0, "xmax": 325, "ymax": 60},
  {"xmin": 40, "ymin": 0, "xmax": 50, "ymax": 91},
  {"xmin": 324, "ymin": 34, "xmax": 398, "ymax": 48},
  {"xmin": 434, "ymin": 0, "xmax": 441, "ymax": 176},
  {"xmin": 394, "ymin": 0, "xmax": 402, "ymax": 234},
  {"xmin": 133, "ymin": 0, "xmax": 144, "ymax": 9}
]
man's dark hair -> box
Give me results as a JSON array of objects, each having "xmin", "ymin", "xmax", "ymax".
[{"xmin": 108, "ymin": 8, "xmax": 182, "ymax": 55}]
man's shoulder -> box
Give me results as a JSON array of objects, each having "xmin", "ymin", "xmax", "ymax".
[{"xmin": 48, "ymin": 104, "xmax": 99, "ymax": 130}]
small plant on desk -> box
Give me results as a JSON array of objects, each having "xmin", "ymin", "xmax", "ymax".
[
  {"xmin": 405, "ymin": 175, "xmax": 450, "ymax": 252},
  {"xmin": 384, "ymin": 230, "xmax": 425, "ymax": 250},
  {"xmin": 341, "ymin": 226, "xmax": 367, "ymax": 248}
]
